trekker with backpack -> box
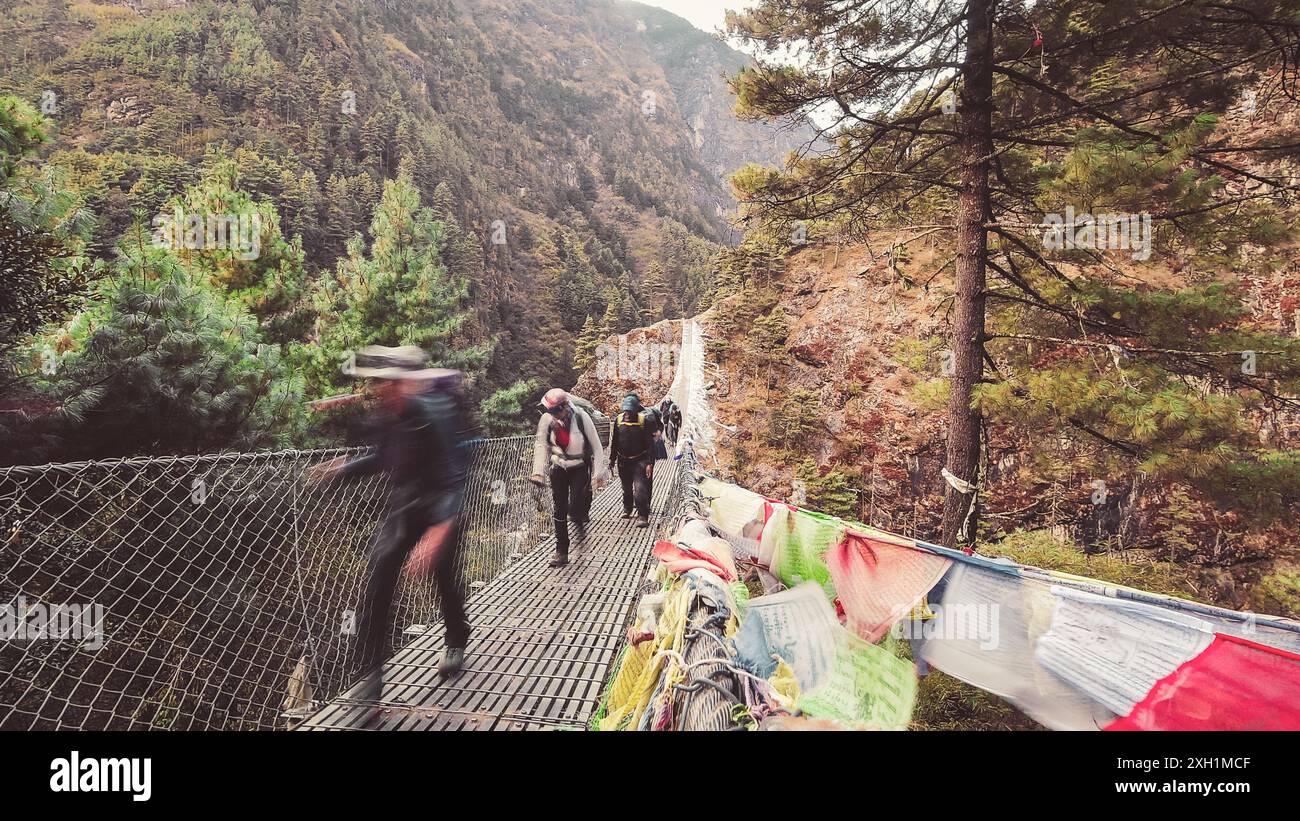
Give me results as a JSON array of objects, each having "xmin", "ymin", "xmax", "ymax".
[
  {"xmin": 658, "ymin": 398, "xmax": 681, "ymax": 444},
  {"xmin": 309, "ymin": 345, "xmax": 472, "ymax": 707},
  {"xmin": 647, "ymin": 401, "xmax": 669, "ymax": 461},
  {"xmin": 530, "ymin": 388, "xmax": 608, "ymax": 567},
  {"xmin": 611, "ymin": 393, "xmax": 661, "ymax": 528},
  {"xmin": 667, "ymin": 401, "xmax": 683, "ymax": 445}
]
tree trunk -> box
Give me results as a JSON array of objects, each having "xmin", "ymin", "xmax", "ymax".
[{"xmin": 940, "ymin": 0, "xmax": 994, "ymax": 548}]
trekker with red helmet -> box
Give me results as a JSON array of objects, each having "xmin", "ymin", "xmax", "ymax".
[{"xmin": 530, "ymin": 388, "xmax": 608, "ymax": 567}]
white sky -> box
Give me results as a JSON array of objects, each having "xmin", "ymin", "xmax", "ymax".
[
  {"xmin": 639, "ymin": 0, "xmax": 832, "ymax": 129},
  {"xmin": 638, "ymin": 0, "xmax": 755, "ymax": 36}
]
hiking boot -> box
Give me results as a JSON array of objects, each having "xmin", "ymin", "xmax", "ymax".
[
  {"xmin": 357, "ymin": 669, "xmax": 382, "ymax": 703},
  {"xmin": 356, "ymin": 672, "xmax": 385, "ymax": 728},
  {"xmin": 621, "ymin": 510, "xmax": 634, "ymax": 519},
  {"xmin": 549, "ymin": 549, "xmax": 568, "ymax": 567},
  {"xmin": 572, "ymin": 519, "xmax": 587, "ymax": 543},
  {"xmin": 635, "ymin": 516, "xmax": 649, "ymax": 528},
  {"xmin": 438, "ymin": 647, "xmax": 465, "ymax": 677}
]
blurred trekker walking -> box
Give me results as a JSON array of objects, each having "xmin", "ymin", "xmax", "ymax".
[
  {"xmin": 310, "ymin": 345, "xmax": 472, "ymax": 709},
  {"xmin": 611, "ymin": 392, "xmax": 661, "ymax": 528},
  {"xmin": 530, "ymin": 388, "xmax": 607, "ymax": 567}
]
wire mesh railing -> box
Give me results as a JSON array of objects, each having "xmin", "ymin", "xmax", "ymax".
[{"xmin": 0, "ymin": 435, "xmax": 556, "ymax": 730}]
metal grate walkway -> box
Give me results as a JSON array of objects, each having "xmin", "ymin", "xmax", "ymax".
[{"xmin": 298, "ymin": 459, "xmax": 678, "ymax": 731}]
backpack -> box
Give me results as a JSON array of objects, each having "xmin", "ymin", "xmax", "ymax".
[
  {"xmin": 614, "ymin": 410, "xmax": 651, "ymax": 460},
  {"xmin": 548, "ymin": 406, "xmax": 595, "ymax": 468}
]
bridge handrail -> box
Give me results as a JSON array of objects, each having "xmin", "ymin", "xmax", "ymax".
[{"xmin": 0, "ymin": 434, "xmax": 550, "ymax": 730}]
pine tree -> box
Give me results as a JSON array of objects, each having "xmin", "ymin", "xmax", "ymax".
[
  {"xmin": 304, "ymin": 122, "xmax": 328, "ymax": 176},
  {"xmin": 306, "ymin": 172, "xmax": 487, "ymax": 398},
  {"xmin": 797, "ymin": 459, "xmax": 861, "ymax": 522},
  {"xmin": 599, "ymin": 299, "xmax": 620, "ymax": 338},
  {"xmin": 323, "ymin": 172, "xmax": 354, "ymax": 257},
  {"xmin": 349, "ymin": 171, "xmax": 381, "ymax": 235},
  {"xmin": 551, "ymin": 228, "xmax": 599, "ymax": 332},
  {"xmin": 726, "ymin": 0, "xmax": 1300, "ymax": 544},
  {"xmin": 641, "ymin": 262, "xmax": 671, "ymax": 323},
  {"xmin": 431, "ymin": 181, "xmax": 456, "ymax": 221},
  {"xmin": 23, "ymin": 230, "xmax": 302, "ymax": 461},
  {"xmin": 164, "ymin": 156, "xmax": 310, "ymax": 344},
  {"xmin": 360, "ymin": 111, "xmax": 389, "ymax": 175},
  {"xmin": 0, "ymin": 97, "xmax": 90, "ymax": 371},
  {"xmin": 284, "ymin": 169, "xmax": 321, "ymax": 249},
  {"xmin": 477, "ymin": 378, "xmax": 541, "ymax": 436},
  {"xmin": 0, "ymin": 96, "xmax": 48, "ymax": 184},
  {"xmin": 573, "ymin": 314, "xmax": 603, "ymax": 372}
]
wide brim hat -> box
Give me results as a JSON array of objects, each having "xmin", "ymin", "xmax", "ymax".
[{"xmin": 351, "ymin": 345, "xmax": 460, "ymax": 383}]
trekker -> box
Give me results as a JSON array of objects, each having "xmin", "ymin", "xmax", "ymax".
[
  {"xmin": 310, "ymin": 345, "xmax": 472, "ymax": 705},
  {"xmin": 530, "ymin": 388, "xmax": 608, "ymax": 567},
  {"xmin": 611, "ymin": 393, "xmax": 661, "ymax": 528},
  {"xmin": 667, "ymin": 401, "xmax": 683, "ymax": 445},
  {"xmin": 657, "ymin": 398, "xmax": 681, "ymax": 445},
  {"xmin": 647, "ymin": 399, "xmax": 669, "ymax": 461}
]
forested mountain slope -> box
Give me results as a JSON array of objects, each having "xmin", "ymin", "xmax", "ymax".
[{"xmin": 0, "ymin": 0, "xmax": 801, "ymax": 460}]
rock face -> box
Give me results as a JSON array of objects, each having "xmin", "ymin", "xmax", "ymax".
[
  {"xmin": 625, "ymin": 1, "xmax": 816, "ymax": 184},
  {"xmin": 572, "ymin": 319, "xmax": 682, "ymax": 415},
  {"xmin": 105, "ymin": 96, "xmax": 148, "ymax": 125},
  {"xmin": 702, "ymin": 240, "xmax": 954, "ymax": 513}
]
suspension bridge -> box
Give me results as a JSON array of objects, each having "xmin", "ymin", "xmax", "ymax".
[
  {"xmin": 298, "ymin": 460, "xmax": 683, "ymax": 730},
  {"xmin": 7, "ymin": 317, "xmax": 1296, "ymax": 732},
  {"xmin": 0, "ymin": 322, "xmax": 713, "ymax": 732}
]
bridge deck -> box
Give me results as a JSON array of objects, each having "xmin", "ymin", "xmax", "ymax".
[{"xmin": 298, "ymin": 460, "xmax": 675, "ymax": 731}]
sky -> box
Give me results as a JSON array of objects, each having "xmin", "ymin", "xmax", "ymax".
[
  {"xmin": 637, "ymin": 0, "xmax": 833, "ymax": 128},
  {"xmin": 637, "ymin": 0, "xmax": 753, "ymax": 36}
]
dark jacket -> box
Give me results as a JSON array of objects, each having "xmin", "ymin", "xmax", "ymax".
[
  {"xmin": 611, "ymin": 408, "xmax": 661, "ymax": 463},
  {"xmin": 339, "ymin": 390, "xmax": 469, "ymax": 524}
]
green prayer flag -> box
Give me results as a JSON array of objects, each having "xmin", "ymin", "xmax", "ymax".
[
  {"xmin": 772, "ymin": 508, "xmax": 845, "ymax": 597},
  {"xmin": 797, "ymin": 626, "xmax": 917, "ymax": 730}
]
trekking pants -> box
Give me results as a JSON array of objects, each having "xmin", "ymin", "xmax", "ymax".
[
  {"xmin": 549, "ymin": 462, "xmax": 592, "ymax": 553},
  {"xmin": 617, "ymin": 456, "xmax": 652, "ymax": 518},
  {"xmin": 355, "ymin": 507, "xmax": 469, "ymax": 677}
]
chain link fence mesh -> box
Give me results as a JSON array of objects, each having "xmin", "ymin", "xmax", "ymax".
[{"xmin": 0, "ymin": 434, "xmax": 568, "ymax": 730}]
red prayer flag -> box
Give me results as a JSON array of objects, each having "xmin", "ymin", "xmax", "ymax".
[
  {"xmin": 825, "ymin": 531, "xmax": 951, "ymax": 642},
  {"xmin": 1106, "ymin": 633, "xmax": 1300, "ymax": 731}
]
